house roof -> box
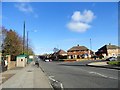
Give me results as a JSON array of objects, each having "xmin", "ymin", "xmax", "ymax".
[
  {"xmin": 56, "ymin": 49, "xmax": 67, "ymax": 55},
  {"xmin": 106, "ymin": 45, "xmax": 120, "ymax": 49},
  {"xmin": 67, "ymin": 45, "xmax": 89, "ymax": 52},
  {"xmin": 99, "ymin": 44, "xmax": 120, "ymax": 50},
  {"xmin": 17, "ymin": 54, "xmax": 28, "ymax": 57}
]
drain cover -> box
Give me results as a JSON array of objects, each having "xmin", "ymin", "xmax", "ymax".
[{"xmin": 27, "ymin": 70, "xmax": 32, "ymax": 72}]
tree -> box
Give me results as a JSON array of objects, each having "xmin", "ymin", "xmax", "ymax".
[
  {"xmin": 2, "ymin": 29, "xmax": 23, "ymax": 60},
  {"xmin": 2, "ymin": 27, "xmax": 34, "ymax": 61},
  {"xmin": 53, "ymin": 48, "xmax": 59, "ymax": 53},
  {"xmin": 53, "ymin": 47, "xmax": 59, "ymax": 60},
  {"xmin": 0, "ymin": 27, "xmax": 7, "ymax": 52},
  {"xmin": 24, "ymin": 46, "xmax": 34, "ymax": 55}
]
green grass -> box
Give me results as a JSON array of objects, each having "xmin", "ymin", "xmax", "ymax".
[{"xmin": 108, "ymin": 61, "xmax": 120, "ymax": 66}]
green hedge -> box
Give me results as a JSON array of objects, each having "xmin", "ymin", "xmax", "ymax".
[{"xmin": 108, "ymin": 61, "xmax": 120, "ymax": 66}]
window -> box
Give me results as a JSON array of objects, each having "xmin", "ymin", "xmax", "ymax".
[{"xmin": 21, "ymin": 59, "xmax": 23, "ymax": 61}]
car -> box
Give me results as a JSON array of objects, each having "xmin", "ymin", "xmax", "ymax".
[
  {"xmin": 106, "ymin": 57, "xmax": 117, "ymax": 61},
  {"xmin": 45, "ymin": 59, "xmax": 50, "ymax": 62},
  {"xmin": 35, "ymin": 60, "xmax": 39, "ymax": 64},
  {"xmin": 45, "ymin": 59, "xmax": 52, "ymax": 62}
]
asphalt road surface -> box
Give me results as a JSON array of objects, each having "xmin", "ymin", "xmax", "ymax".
[{"xmin": 39, "ymin": 60, "xmax": 119, "ymax": 88}]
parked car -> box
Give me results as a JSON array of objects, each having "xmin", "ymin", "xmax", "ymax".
[
  {"xmin": 106, "ymin": 57, "xmax": 117, "ymax": 61},
  {"xmin": 45, "ymin": 59, "xmax": 52, "ymax": 62},
  {"xmin": 35, "ymin": 60, "xmax": 39, "ymax": 65},
  {"xmin": 45, "ymin": 59, "xmax": 49, "ymax": 62}
]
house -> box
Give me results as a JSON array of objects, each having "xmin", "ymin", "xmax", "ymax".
[
  {"xmin": 67, "ymin": 44, "xmax": 93, "ymax": 59},
  {"xmin": 52, "ymin": 49, "xmax": 67, "ymax": 60},
  {"xmin": 95, "ymin": 43, "xmax": 120, "ymax": 58},
  {"xmin": 56, "ymin": 49, "xmax": 67, "ymax": 56}
]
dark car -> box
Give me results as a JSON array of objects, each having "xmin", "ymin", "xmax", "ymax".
[
  {"xmin": 34, "ymin": 60, "xmax": 39, "ymax": 67},
  {"xmin": 106, "ymin": 57, "xmax": 117, "ymax": 61}
]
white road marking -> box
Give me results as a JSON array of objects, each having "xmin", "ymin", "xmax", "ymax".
[
  {"xmin": 108, "ymin": 76, "xmax": 118, "ymax": 80},
  {"xmin": 66, "ymin": 65, "xmax": 118, "ymax": 80},
  {"xmin": 49, "ymin": 76, "xmax": 56, "ymax": 82},
  {"xmin": 89, "ymin": 71, "xmax": 117, "ymax": 80},
  {"xmin": 60, "ymin": 83, "xmax": 64, "ymax": 90},
  {"xmin": 89, "ymin": 72, "xmax": 107, "ymax": 78},
  {"xmin": 49, "ymin": 76, "xmax": 64, "ymax": 89}
]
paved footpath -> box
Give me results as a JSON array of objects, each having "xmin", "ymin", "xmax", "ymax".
[
  {"xmin": 0, "ymin": 61, "xmax": 52, "ymax": 89},
  {"xmin": 87, "ymin": 61, "xmax": 120, "ymax": 70}
]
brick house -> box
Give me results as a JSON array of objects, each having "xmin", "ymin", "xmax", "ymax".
[
  {"xmin": 95, "ymin": 43, "xmax": 120, "ymax": 58},
  {"xmin": 52, "ymin": 49, "xmax": 67, "ymax": 60},
  {"xmin": 67, "ymin": 45, "xmax": 93, "ymax": 59}
]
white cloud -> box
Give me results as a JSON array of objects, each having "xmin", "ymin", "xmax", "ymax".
[
  {"xmin": 15, "ymin": 3, "xmax": 39, "ymax": 18},
  {"xmin": 67, "ymin": 21, "xmax": 90, "ymax": 33},
  {"xmin": 71, "ymin": 10, "xmax": 95, "ymax": 23},
  {"xmin": 82, "ymin": 10, "xmax": 95, "ymax": 23},
  {"xmin": 71, "ymin": 11, "xmax": 82, "ymax": 22},
  {"xmin": 15, "ymin": 3, "xmax": 33, "ymax": 13},
  {"xmin": 67, "ymin": 10, "xmax": 95, "ymax": 33}
]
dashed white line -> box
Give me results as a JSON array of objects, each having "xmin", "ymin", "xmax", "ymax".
[
  {"xmin": 89, "ymin": 71, "xmax": 117, "ymax": 80},
  {"xmin": 89, "ymin": 72, "xmax": 107, "ymax": 78},
  {"xmin": 49, "ymin": 76, "xmax": 56, "ymax": 82},
  {"xmin": 60, "ymin": 83, "xmax": 64, "ymax": 90},
  {"xmin": 108, "ymin": 76, "xmax": 118, "ymax": 80},
  {"xmin": 49, "ymin": 76, "xmax": 64, "ymax": 89}
]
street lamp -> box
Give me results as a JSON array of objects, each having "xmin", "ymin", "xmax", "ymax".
[
  {"xmin": 27, "ymin": 30, "xmax": 37, "ymax": 55},
  {"xmin": 90, "ymin": 38, "xmax": 92, "ymax": 54},
  {"xmin": 89, "ymin": 38, "xmax": 93, "ymax": 59}
]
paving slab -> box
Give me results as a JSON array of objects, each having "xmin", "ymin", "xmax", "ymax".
[{"xmin": 0, "ymin": 61, "xmax": 52, "ymax": 89}]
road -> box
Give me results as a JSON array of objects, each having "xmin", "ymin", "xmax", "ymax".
[{"xmin": 39, "ymin": 60, "xmax": 119, "ymax": 88}]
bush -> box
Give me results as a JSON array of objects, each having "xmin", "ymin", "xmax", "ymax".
[{"xmin": 108, "ymin": 61, "xmax": 120, "ymax": 66}]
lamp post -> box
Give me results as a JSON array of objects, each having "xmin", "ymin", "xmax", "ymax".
[
  {"xmin": 90, "ymin": 38, "xmax": 92, "ymax": 55},
  {"xmin": 27, "ymin": 31, "xmax": 29, "ymax": 55},
  {"xmin": 27, "ymin": 30, "xmax": 37, "ymax": 55}
]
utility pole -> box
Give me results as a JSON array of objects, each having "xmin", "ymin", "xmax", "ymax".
[
  {"xmin": 88, "ymin": 38, "xmax": 92, "ymax": 59},
  {"xmin": 23, "ymin": 21, "xmax": 25, "ymax": 54},
  {"xmin": 90, "ymin": 38, "xmax": 92, "ymax": 55},
  {"xmin": 27, "ymin": 31, "xmax": 29, "ymax": 55}
]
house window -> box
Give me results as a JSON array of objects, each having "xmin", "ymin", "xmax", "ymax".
[{"xmin": 21, "ymin": 59, "xmax": 23, "ymax": 61}]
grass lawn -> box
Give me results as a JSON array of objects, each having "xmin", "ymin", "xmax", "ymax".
[{"xmin": 108, "ymin": 61, "xmax": 120, "ymax": 66}]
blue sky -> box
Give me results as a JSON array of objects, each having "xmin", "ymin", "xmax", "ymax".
[{"xmin": 2, "ymin": 2, "xmax": 118, "ymax": 55}]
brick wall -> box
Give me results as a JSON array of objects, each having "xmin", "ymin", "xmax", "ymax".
[{"xmin": 8, "ymin": 61, "xmax": 16, "ymax": 70}]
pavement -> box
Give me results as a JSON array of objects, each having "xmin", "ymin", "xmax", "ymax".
[
  {"xmin": 87, "ymin": 61, "xmax": 120, "ymax": 70},
  {"xmin": 0, "ymin": 61, "xmax": 52, "ymax": 89}
]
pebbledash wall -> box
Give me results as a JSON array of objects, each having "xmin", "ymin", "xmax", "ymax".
[{"xmin": 107, "ymin": 49, "xmax": 120, "ymax": 57}]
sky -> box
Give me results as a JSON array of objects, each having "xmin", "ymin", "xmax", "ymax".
[{"xmin": 2, "ymin": 2, "xmax": 118, "ymax": 55}]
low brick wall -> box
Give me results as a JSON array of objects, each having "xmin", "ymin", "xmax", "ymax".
[
  {"xmin": 63, "ymin": 59, "xmax": 76, "ymax": 62},
  {"xmin": 8, "ymin": 61, "xmax": 16, "ymax": 70},
  {"xmin": 76, "ymin": 59, "xmax": 89, "ymax": 61}
]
